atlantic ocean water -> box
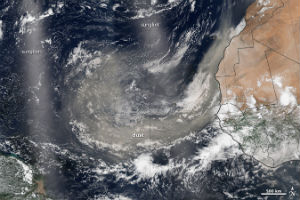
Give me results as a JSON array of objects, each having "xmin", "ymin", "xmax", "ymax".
[{"xmin": 1, "ymin": 0, "xmax": 299, "ymax": 199}]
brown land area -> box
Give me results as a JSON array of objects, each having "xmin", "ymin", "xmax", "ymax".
[
  {"xmin": 35, "ymin": 179, "xmax": 46, "ymax": 196},
  {"xmin": 216, "ymin": 0, "xmax": 300, "ymax": 110}
]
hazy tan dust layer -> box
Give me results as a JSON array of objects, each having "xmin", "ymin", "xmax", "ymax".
[{"xmin": 217, "ymin": 0, "xmax": 300, "ymax": 109}]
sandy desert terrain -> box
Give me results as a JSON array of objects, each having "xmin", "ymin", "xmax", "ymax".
[{"xmin": 217, "ymin": 0, "xmax": 300, "ymax": 110}]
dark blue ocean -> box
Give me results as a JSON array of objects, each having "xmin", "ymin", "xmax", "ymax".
[{"xmin": 0, "ymin": 0, "xmax": 299, "ymax": 199}]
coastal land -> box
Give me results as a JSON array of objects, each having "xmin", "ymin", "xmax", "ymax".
[{"xmin": 216, "ymin": 0, "xmax": 300, "ymax": 168}]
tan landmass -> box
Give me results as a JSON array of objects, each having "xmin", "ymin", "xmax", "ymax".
[
  {"xmin": 217, "ymin": 0, "xmax": 300, "ymax": 110},
  {"xmin": 35, "ymin": 179, "xmax": 46, "ymax": 196}
]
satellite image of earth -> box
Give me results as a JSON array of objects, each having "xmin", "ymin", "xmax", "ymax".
[{"xmin": 0, "ymin": 0, "xmax": 299, "ymax": 199}]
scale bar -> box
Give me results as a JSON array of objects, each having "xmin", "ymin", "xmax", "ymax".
[{"xmin": 261, "ymin": 193, "xmax": 287, "ymax": 196}]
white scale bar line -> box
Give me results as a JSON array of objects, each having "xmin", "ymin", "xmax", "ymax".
[{"xmin": 261, "ymin": 193, "xmax": 287, "ymax": 196}]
